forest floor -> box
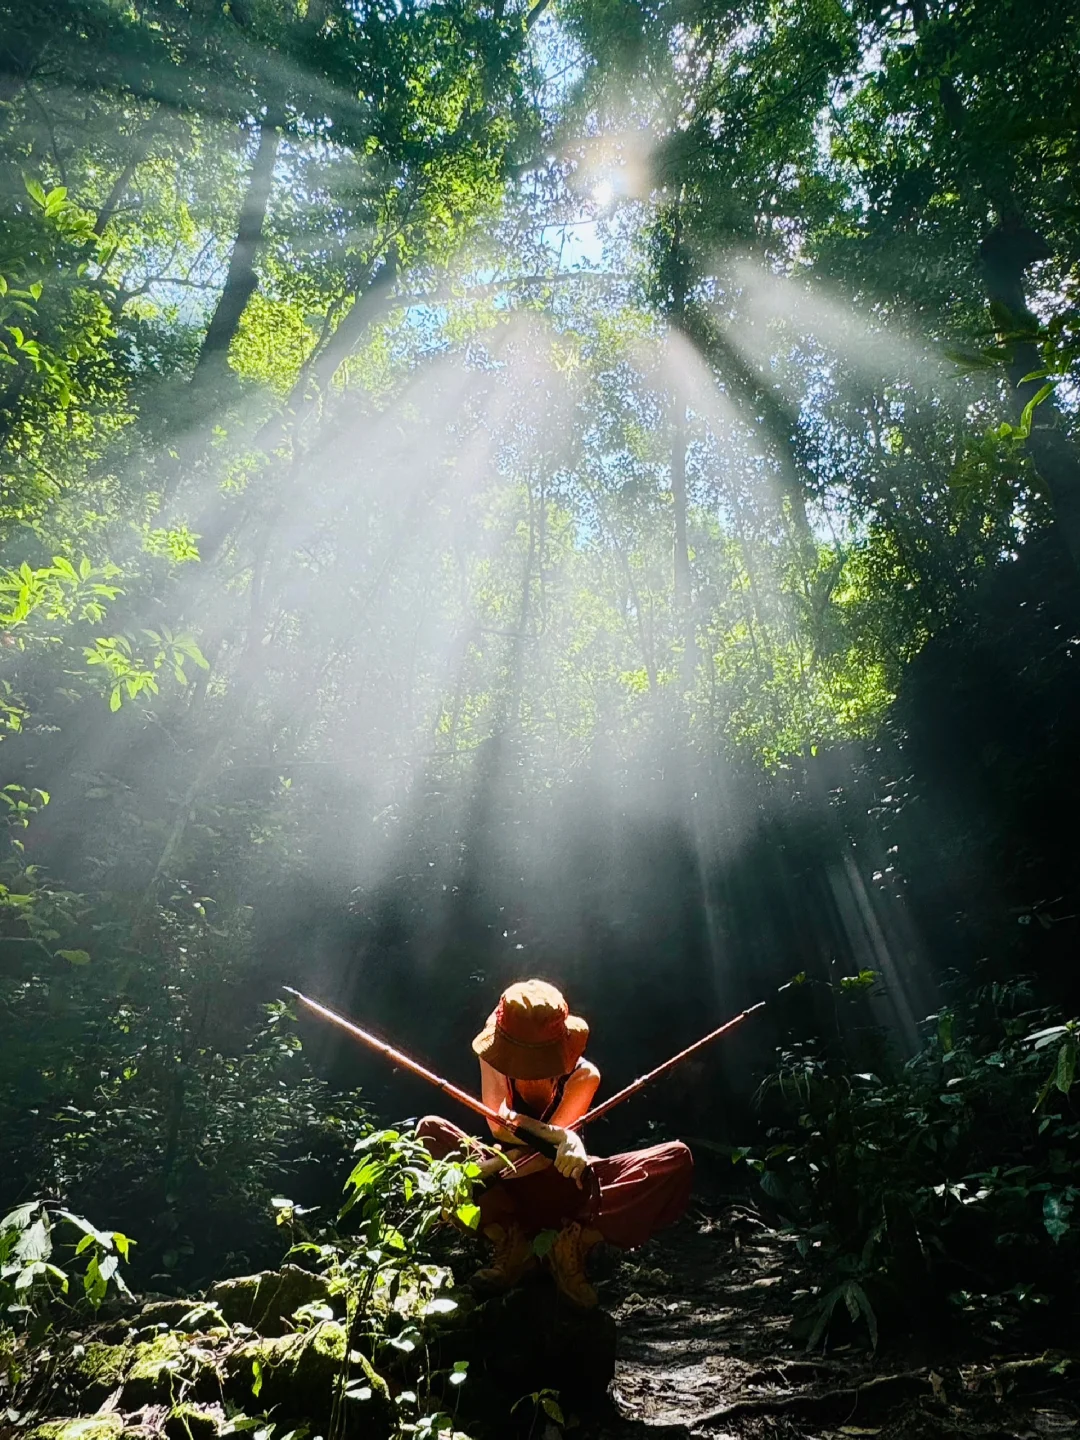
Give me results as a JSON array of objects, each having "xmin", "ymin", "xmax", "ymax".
[
  {"xmin": 6, "ymin": 1192, "xmax": 1079, "ymax": 1440},
  {"xmin": 587, "ymin": 1198, "xmax": 1080, "ymax": 1440}
]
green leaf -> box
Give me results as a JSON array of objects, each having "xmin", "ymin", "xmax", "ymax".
[
  {"xmin": 83, "ymin": 1253, "xmax": 107, "ymax": 1305},
  {"xmin": 1054, "ymin": 1037, "xmax": 1076, "ymax": 1095},
  {"xmin": 937, "ymin": 1011, "xmax": 954, "ymax": 1053},
  {"xmin": 251, "ymin": 1357, "xmax": 264, "ymax": 1398},
  {"xmin": 1018, "ymin": 382, "xmax": 1055, "ymax": 435},
  {"xmin": 1043, "ymin": 1191, "xmax": 1072, "ymax": 1243},
  {"xmin": 15, "ymin": 1218, "xmax": 51, "ymax": 1264},
  {"xmin": 852, "ymin": 1281, "xmax": 878, "ymax": 1351},
  {"xmin": 1028, "ymin": 1025, "xmax": 1068, "ymax": 1047},
  {"xmin": 2, "ymin": 1203, "xmax": 38, "ymax": 1232},
  {"xmin": 839, "ymin": 969, "xmax": 877, "ymax": 993},
  {"xmin": 540, "ymin": 1396, "xmax": 565, "ymax": 1424},
  {"xmin": 57, "ymin": 949, "xmax": 91, "ymax": 966},
  {"xmin": 454, "ymin": 1202, "xmax": 481, "ymax": 1230},
  {"xmin": 59, "ymin": 1210, "xmax": 110, "ymax": 1247},
  {"xmin": 420, "ymin": 1297, "xmax": 457, "ymax": 1315}
]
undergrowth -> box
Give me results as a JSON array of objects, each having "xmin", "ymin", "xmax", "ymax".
[
  {"xmin": 1, "ymin": 1125, "xmax": 491, "ymax": 1440},
  {"xmin": 737, "ymin": 971, "xmax": 1079, "ymax": 1352}
]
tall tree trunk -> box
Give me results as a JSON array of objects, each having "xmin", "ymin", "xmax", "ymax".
[
  {"xmin": 252, "ymin": 248, "xmax": 400, "ymax": 454},
  {"xmin": 184, "ymin": 251, "xmax": 399, "ymax": 569},
  {"xmin": 907, "ymin": 0, "xmax": 1080, "ymax": 571},
  {"xmin": 668, "ymin": 219, "xmax": 697, "ymax": 688},
  {"xmin": 671, "ymin": 380, "xmax": 696, "ymax": 686},
  {"xmin": 687, "ymin": 307, "xmax": 814, "ymax": 548},
  {"xmin": 190, "ymin": 120, "xmax": 280, "ymax": 388},
  {"xmin": 94, "ymin": 110, "xmax": 164, "ymax": 235},
  {"xmin": 980, "ymin": 222, "xmax": 1080, "ymax": 571},
  {"xmin": 154, "ymin": 121, "xmax": 280, "ymax": 517}
]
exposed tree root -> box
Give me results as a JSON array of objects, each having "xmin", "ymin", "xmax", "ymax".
[
  {"xmin": 693, "ymin": 1369, "xmax": 929, "ymax": 1428},
  {"xmin": 692, "ymin": 1354, "xmax": 1078, "ymax": 1430}
]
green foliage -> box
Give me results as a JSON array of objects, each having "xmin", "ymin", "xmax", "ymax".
[
  {"xmin": 739, "ymin": 978, "xmax": 1080, "ymax": 1350},
  {"xmin": 0, "ymin": 898, "xmax": 371, "ymax": 1288},
  {"xmin": 511, "ymin": 1385, "xmax": 564, "ymax": 1431},
  {"xmin": 1, "ymin": 1201, "xmax": 132, "ymax": 1326},
  {"xmin": 279, "ymin": 1129, "xmax": 485, "ymax": 1439}
]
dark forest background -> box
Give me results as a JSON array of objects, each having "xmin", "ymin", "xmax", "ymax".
[{"xmin": 2, "ymin": 0, "xmax": 1079, "ymax": 1344}]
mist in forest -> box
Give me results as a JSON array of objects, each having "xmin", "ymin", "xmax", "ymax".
[{"xmin": 3, "ymin": 0, "xmax": 1079, "ymax": 1303}]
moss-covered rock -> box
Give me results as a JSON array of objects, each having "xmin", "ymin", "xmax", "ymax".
[
  {"xmin": 163, "ymin": 1403, "xmax": 223, "ymax": 1440},
  {"xmin": 26, "ymin": 1418, "xmax": 126, "ymax": 1440},
  {"xmin": 225, "ymin": 1320, "xmax": 391, "ymax": 1434},
  {"xmin": 62, "ymin": 1330, "xmax": 221, "ymax": 1409},
  {"xmin": 124, "ymin": 1330, "xmax": 207, "ymax": 1405},
  {"xmin": 138, "ymin": 1299, "xmax": 226, "ymax": 1334},
  {"xmin": 68, "ymin": 1340, "xmax": 132, "ymax": 1401},
  {"xmin": 205, "ymin": 1266, "xmax": 329, "ymax": 1336}
]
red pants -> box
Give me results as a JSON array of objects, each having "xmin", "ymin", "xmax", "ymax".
[{"xmin": 417, "ymin": 1116, "xmax": 693, "ymax": 1251}]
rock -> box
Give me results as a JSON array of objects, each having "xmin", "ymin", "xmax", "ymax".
[
  {"xmin": 66, "ymin": 1340, "xmax": 132, "ymax": 1402},
  {"xmin": 124, "ymin": 1332, "xmax": 214, "ymax": 1407},
  {"xmin": 204, "ymin": 1265, "xmax": 330, "ymax": 1336},
  {"xmin": 163, "ymin": 1404, "xmax": 221, "ymax": 1440},
  {"xmin": 63, "ymin": 1332, "xmax": 220, "ymax": 1409},
  {"xmin": 26, "ymin": 1420, "xmax": 126, "ymax": 1440},
  {"xmin": 138, "ymin": 1300, "xmax": 224, "ymax": 1333},
  {"xmin": 225, "ymin": 1320, "xmax": 392, "ymax": 1434},
  {"xmin": 474, "ymin": 1281, "xmax": 617, "ymax": 1410}
]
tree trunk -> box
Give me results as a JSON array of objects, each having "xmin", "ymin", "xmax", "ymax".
[
  {"xmin": 190, "ymin": 120, "xmax": 280, "ymax": 388},
  {"xmin": 907, "ymin": 0, "xmax": 1080, "ymax": 572},
  {"xmin": 153, "ymin": 121, "xmax": 280, "ymax": 516},
  {"xmin": 94, "ymin": 109, "xmax": 164, "ymax": 235},
  {"xmin": 687, "ymin": 307, "xmax": 815, "ymax": 547},
  {"xmin": 671, "ymin": 381, "xmax": 696, "ymax": 686},
  {"xmin": 980, "ymin": 222, "xmax": 1080, "ymax": 571},
  {"xmin": 247, "ymin": 250, "xmax": 399, "ymax": 459},
  {"xmin": 668, "ymin": 224, "xmax": 698, "ymax": 688}
]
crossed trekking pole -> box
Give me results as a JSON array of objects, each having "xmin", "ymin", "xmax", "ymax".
[{"xmin": 282, "ymin": 984, "xmax": 768, "ymax": 1159}]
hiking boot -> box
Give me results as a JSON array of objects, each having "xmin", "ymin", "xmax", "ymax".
[
  {"xmin": 470, "ymin": 1223, "xmax": 536, "ymax": 1293},
  {"xmin": 548, "ymin": 1222, "xmax": 602, "ymax": 1309}
]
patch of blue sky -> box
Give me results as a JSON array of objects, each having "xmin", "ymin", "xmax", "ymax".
[{"xmin": 539, "ymin": 219, "xmax": 607, "ymax": 272}]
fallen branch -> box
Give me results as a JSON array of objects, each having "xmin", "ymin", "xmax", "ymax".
[
  {"xmin": 694, "ymin": 1370, "xmax": 930, "ymax": 1428},
  {"xmin": 694, "ymin": 1353, "xmax": 1079, "ymax": 1430}
]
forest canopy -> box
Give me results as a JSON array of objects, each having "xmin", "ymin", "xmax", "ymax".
[{"xmin": 1, "ymin": 0, "xmax": 1080, "ymax": 1412}]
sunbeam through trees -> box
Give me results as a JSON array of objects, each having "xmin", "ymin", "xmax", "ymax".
[{"xmin": 2, "ymin": 2, "xmax": 1080, "ymax": 1437}]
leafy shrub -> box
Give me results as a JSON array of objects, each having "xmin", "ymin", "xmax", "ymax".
[
  {"xmin": 0, "ymin": 890, "xmax": 370, "ymax": 1288},
  {"xmin": 739, "ymin": 975, "xmax": 1080, "ymax": 1350},
  {"xmin": 1, "ymin": 1194, "xmax": 133, "ymax": 1403},
  {"xmin": 282, "ymin": 1127, "xmax": 484, "ymax": 1438}
]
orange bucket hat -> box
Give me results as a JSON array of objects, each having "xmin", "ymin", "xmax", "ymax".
[{"xmin": 471, "ymin": 979, "xmax": 589, "ymax": 1081}]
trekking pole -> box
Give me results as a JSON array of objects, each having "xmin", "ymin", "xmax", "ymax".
[
  {"xmin": 284, "ymin": 984, "xmax": 773, "ymax": 1141},
  {"xmin": 572, "ymin": 1000, "xmax": 767, "ymax": 1129},
  {"xmin": 282, "ymin": 986, "xmax": 561, "ymax": 1160}
]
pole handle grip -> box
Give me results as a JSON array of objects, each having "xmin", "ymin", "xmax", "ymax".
[
  {"xmin": 501, "ymin": 1111, "xmax": 560, "ymax": 1161},
  {"xmin": 513, "ymin": 1130, "xmax": 559, "ymax": 1161}
]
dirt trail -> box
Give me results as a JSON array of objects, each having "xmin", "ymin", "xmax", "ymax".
[{"xmin": 591, "ymin": 1201, "xmax": 1080, "ymax": 1440}]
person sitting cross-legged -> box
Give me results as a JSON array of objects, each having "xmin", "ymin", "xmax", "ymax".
[{"xmin": 418, "ymin": 978, "xmax": 693, "ymax": 1309}]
